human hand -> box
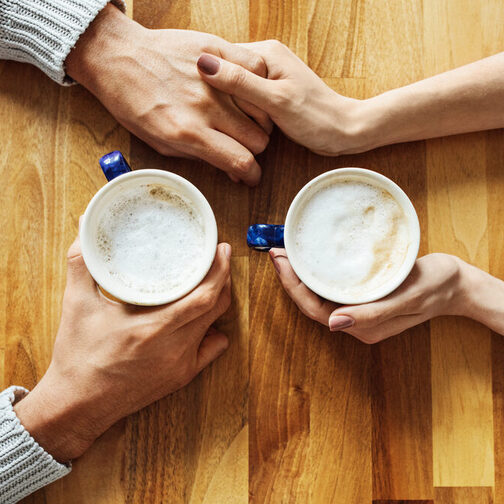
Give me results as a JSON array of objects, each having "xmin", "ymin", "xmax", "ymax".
[
  {"xmin": 269, "ymin": 250, "xmax": 473, "ymax": 344},
  {"xmin": 14, "ymin": 236, "xmax": 232, "ymax": 462},
  {"xmin": 197, "ymin": 40, "xmax": 369, "ymax": 156},
  {"xmin": 66, "ymin": 4, "xmax": 272, "ymax": 185}
]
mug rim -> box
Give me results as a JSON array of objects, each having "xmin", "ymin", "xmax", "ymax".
[
  {"xmin": 283, "ymin": 167, "xmax": 421, "ymax": 305},
  {"xmin": 80, "ymin": 169, "xmax": 218, "ymax": 306}
]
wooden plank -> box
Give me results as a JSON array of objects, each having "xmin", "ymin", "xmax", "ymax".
[
  {"xmin": 483, "ymin": 2, "xmax": 504, "ymax": 502},
  {"xmin": 488, "ymin": 129, "xmax": 504, "ymax": 504},
  {"xmin": 307, "ymin": 0, "xmax": 365, "ymax": 78},
  {"xmin": 250, "ymin": 0, "xmax": 309, "ymax": 60},
  {"xmin": 423, "ymin": 0, "xmax": 495, "ymax": 488},
  {"xmin": 427, "ymin": 135, "xmax": 494, "ymax": 488},
  {"xmin": 373, "ymin": 501, "xmax": 433, "ymax": 504},
  {"xmin": 363, "ymin": 1, "xmax": 432, "ymax": 500},
  {"xmin": 434, "ymin": 487, "xmax": 494, "ymax": 504}
]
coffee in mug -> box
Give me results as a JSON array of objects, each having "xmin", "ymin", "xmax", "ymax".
[
  {"xmin": 248, "ymin": 168, "xmax": 420, "ymax": 305},
  {"xmin": 81, "ymin": 152, "xmax": 217, "ymax": 305}
]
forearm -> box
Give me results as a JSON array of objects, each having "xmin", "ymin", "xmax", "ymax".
[
  {"xmin": 454, "ymin": 259, "xmax": 504, "ymax": 335},
  {"xmin": 356, "ymin": 52, "xmax": 504, "ymax": 151}
]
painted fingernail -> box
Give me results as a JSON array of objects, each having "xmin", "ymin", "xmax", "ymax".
[
  {"xmin": 329, "ymin": 315, "xmax": 355, "ymax": 332},
  {"xmin": 197, "ymin": 54, "xmax": 220, "ymax": 75}
]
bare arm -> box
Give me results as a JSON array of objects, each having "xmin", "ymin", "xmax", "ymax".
[{"xmin": 197, "ymin": 41, "xmax": 504, "ymax": 155}]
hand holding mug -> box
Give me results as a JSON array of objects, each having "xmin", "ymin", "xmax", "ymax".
[
  {"xmin": 13, "ymin": 236, "xmax": 232, "ymax": 462},
  {"xmin": 270, "ymin": 251, "xmax": 468, "ymax": 343}
]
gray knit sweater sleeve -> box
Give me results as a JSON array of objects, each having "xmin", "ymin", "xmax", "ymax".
[
  {"xmin": 0, "ymin": 386, "xmax": 71, "ymax": 504},
  {"xmin": 0, "ymin": 0, "xmax": 126, "ymax": 84}
]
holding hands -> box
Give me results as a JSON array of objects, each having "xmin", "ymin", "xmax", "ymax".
[
  {"xmin": 66, "ymin": 4, "xmax": 272, "ymax": 186},
  {"xmin": 197, "ymin": 41, "xmax": 366, "ymax": 156}
]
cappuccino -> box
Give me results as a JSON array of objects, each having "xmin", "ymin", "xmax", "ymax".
[
  {"xmin": 291, "ymin": 179, "xmax": 410, "ymax": 300},
  {"xmin": 95, "ymin": 183, "xmax": 206, "ymax": 295}
]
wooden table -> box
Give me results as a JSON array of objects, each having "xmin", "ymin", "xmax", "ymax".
[{"xmin": 1, "ymin": 1, "xmax": 503, "ymax": 503}]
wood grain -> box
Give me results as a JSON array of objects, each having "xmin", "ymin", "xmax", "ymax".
[
  {"xmin": 0, "ymin": 1, "xmax": 501, "ymax": 503},
  {"xmin": 434, "ymin": 487, "xmax": 494, "ymax": 504},
  {"xmin": 423, "ymin": 0, "xmax": 495, "ymax": 488}
]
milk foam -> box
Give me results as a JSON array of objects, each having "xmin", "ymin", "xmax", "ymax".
[
  {"xmin": 293, "ymin": 180, "xmax": 409, "ymax": 298},
  {"xmin": 96, "ymin": 184, "xmax": 205, "ymax": 294}
]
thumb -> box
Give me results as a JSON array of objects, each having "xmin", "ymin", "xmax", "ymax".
[
  {"xmin": 196, "ymin": 327, "xmax": 229, "ymax": 372},
  {"xmin": 66, "ymin": 234, "xmax": 97, "ymax": 293},
  {"xmin": 197, "ymin": 53, "xmax": 276, "ymax": 111}
]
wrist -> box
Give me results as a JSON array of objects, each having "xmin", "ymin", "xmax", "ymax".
[
  {"xmin": 65, "ymin": 3, "xmax": 138, "ymax": 90},
  {"xmin": 13, "ymin": 371, "xmax": 105, "ymax": 462},
  {"xmin": 330, "ymin": 96, "xmax": 386, "ymax": 155},
  {"xmin": 453, "ymin": 259, "xmax": 504, "ymax": 334}
]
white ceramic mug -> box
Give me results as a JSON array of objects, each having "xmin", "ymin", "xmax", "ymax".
[
  {"xmin": 247, "ymin": 168, "xmax": 421, "ymax": 304},
  {"xmin": 80, "ymin": 151, "xmax": 217, "ymax": 306}
]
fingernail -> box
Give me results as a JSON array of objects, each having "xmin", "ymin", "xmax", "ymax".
[
  {"xmin": 329, "ymin": 315, "xmax": 354, "ymax": 332},
  {"xmin": 197, "ymin": 54, "xmax": 220, "ymax": 75},
  {"xmin": 223, "ymin": 243, "xmax": 232, "ymax": 259},
  {"xmin": 269, "ymin": 250, "xmax": 282, "ymax": 274}
]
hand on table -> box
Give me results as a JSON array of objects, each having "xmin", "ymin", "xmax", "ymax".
[
  {"xmin": 197, "ymin": 40, "xmax": 367, "ymax": 156},
  {"xmin": 14, "ymin": 235, "xmax": 232, "ymax": 462},
  {"xmin": 269, "ymin": 250, "xmax": 504, "ymax": 344},
  {"xmin": 66, "ymin": 4, "xmax": 272, "ymax": 186}
]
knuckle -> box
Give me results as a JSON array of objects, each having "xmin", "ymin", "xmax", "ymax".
[
  {"xmin": 266, "ymin": 39, "xmax": 287, "ymax": 53},
  {"xmin": 232, "ymin": 152, "xmax": 255, "ymax": 176},
  {"xmin": 250, "ymin": 54, "xmax": 266, "ymax": 76},
  {"xmin": 352, "ymin": 329, "xmax": 380, "ymax": 345},
  {"xmin": 228, "ymin": 67, "xmax": 248, "ymax": 91},
  {"xmin": 196, "ymin": 288, "xmax": 218, "ymax": 311},
  {"xmin": 358, "ymin": 308, "xmax": 384, "ymax": 328},
  {"xmin": 270, "ymin": 82, "xmax": 293, "ymax": 108}
]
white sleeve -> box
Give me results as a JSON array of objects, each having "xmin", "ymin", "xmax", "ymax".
[
  {"xmin": 0, "ymin": 386, "xmax": 71, "ymax": 504},
  {"xmin": 0, "ymin": 0, "xmax": 126, "ymax": 85}
]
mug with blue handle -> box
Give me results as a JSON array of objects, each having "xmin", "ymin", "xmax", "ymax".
[
  {"xmin": 247, "ymin": 168, "xmax": 420, "ymax": 305},
  {"xmin": 80, "ymin": 151, "xmax": 218, "ymax": 306}
]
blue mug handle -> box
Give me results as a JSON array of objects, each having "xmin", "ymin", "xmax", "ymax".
[
  {"xmin": 247, "ymin": 224, "xmax": 285, "ymax": 251},
  {"xmin": 99, "ymin": 151, "xmax": 132, "ymax": 181}
]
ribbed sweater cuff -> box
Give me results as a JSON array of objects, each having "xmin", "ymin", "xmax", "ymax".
[
  {"xmin": 0, "ymin": 0, "xmax": 126, "ymax": 84},
  {"xmin": 0, "ymin": 386, "xmax": 71, "ymax": 504}
]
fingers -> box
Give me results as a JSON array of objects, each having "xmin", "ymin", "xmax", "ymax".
[
  {"xmin": 213, "ymin": 96, "xmax": 270, "ymax": 155},
  {"xmin": 195, "ymin": 128, "xmax": 262, "ymax": 186},
  {"xmin": 155, "ymin": 243, "xmax": 232, "ymax": 330},
  {"xmin": 182, "ymin": 276, "xmax": 232, "ymax": 347},
  {"xmin": 233, "ymin": 97, "xmax": 274, "ymax": 134},
  {"xmin": 197, "ymin": 53, "xmax": 277, "ymax": 111},
  {"xmin": 196, "ymin": 327, "xmax": 229, "ymax": 372},
  {"xmin": 269, "ymin": 249, "xmax": 337, "ymax": 325},
  {"xmin": 66, "ymin": 233, "xmax": 98, "ymax": 295},
  {"xmin": 217, "ymin": 42, "xmax": 268, "ymax": 77}
]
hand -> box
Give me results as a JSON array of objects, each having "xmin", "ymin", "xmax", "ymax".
[
  {"xmin": 197, "ymin": 40, "xmax": 369, "ymax": 156},
  {"xmin": 14, "ymin": 236, "xmax": 232, "ymax": 461},
  {"xmin": 66, "ymin": 4, "xmax": 272, "ymax": 186},
  {"xmin": 269, "ymin": 250, "xmax": 478, "ymax": 344}
]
